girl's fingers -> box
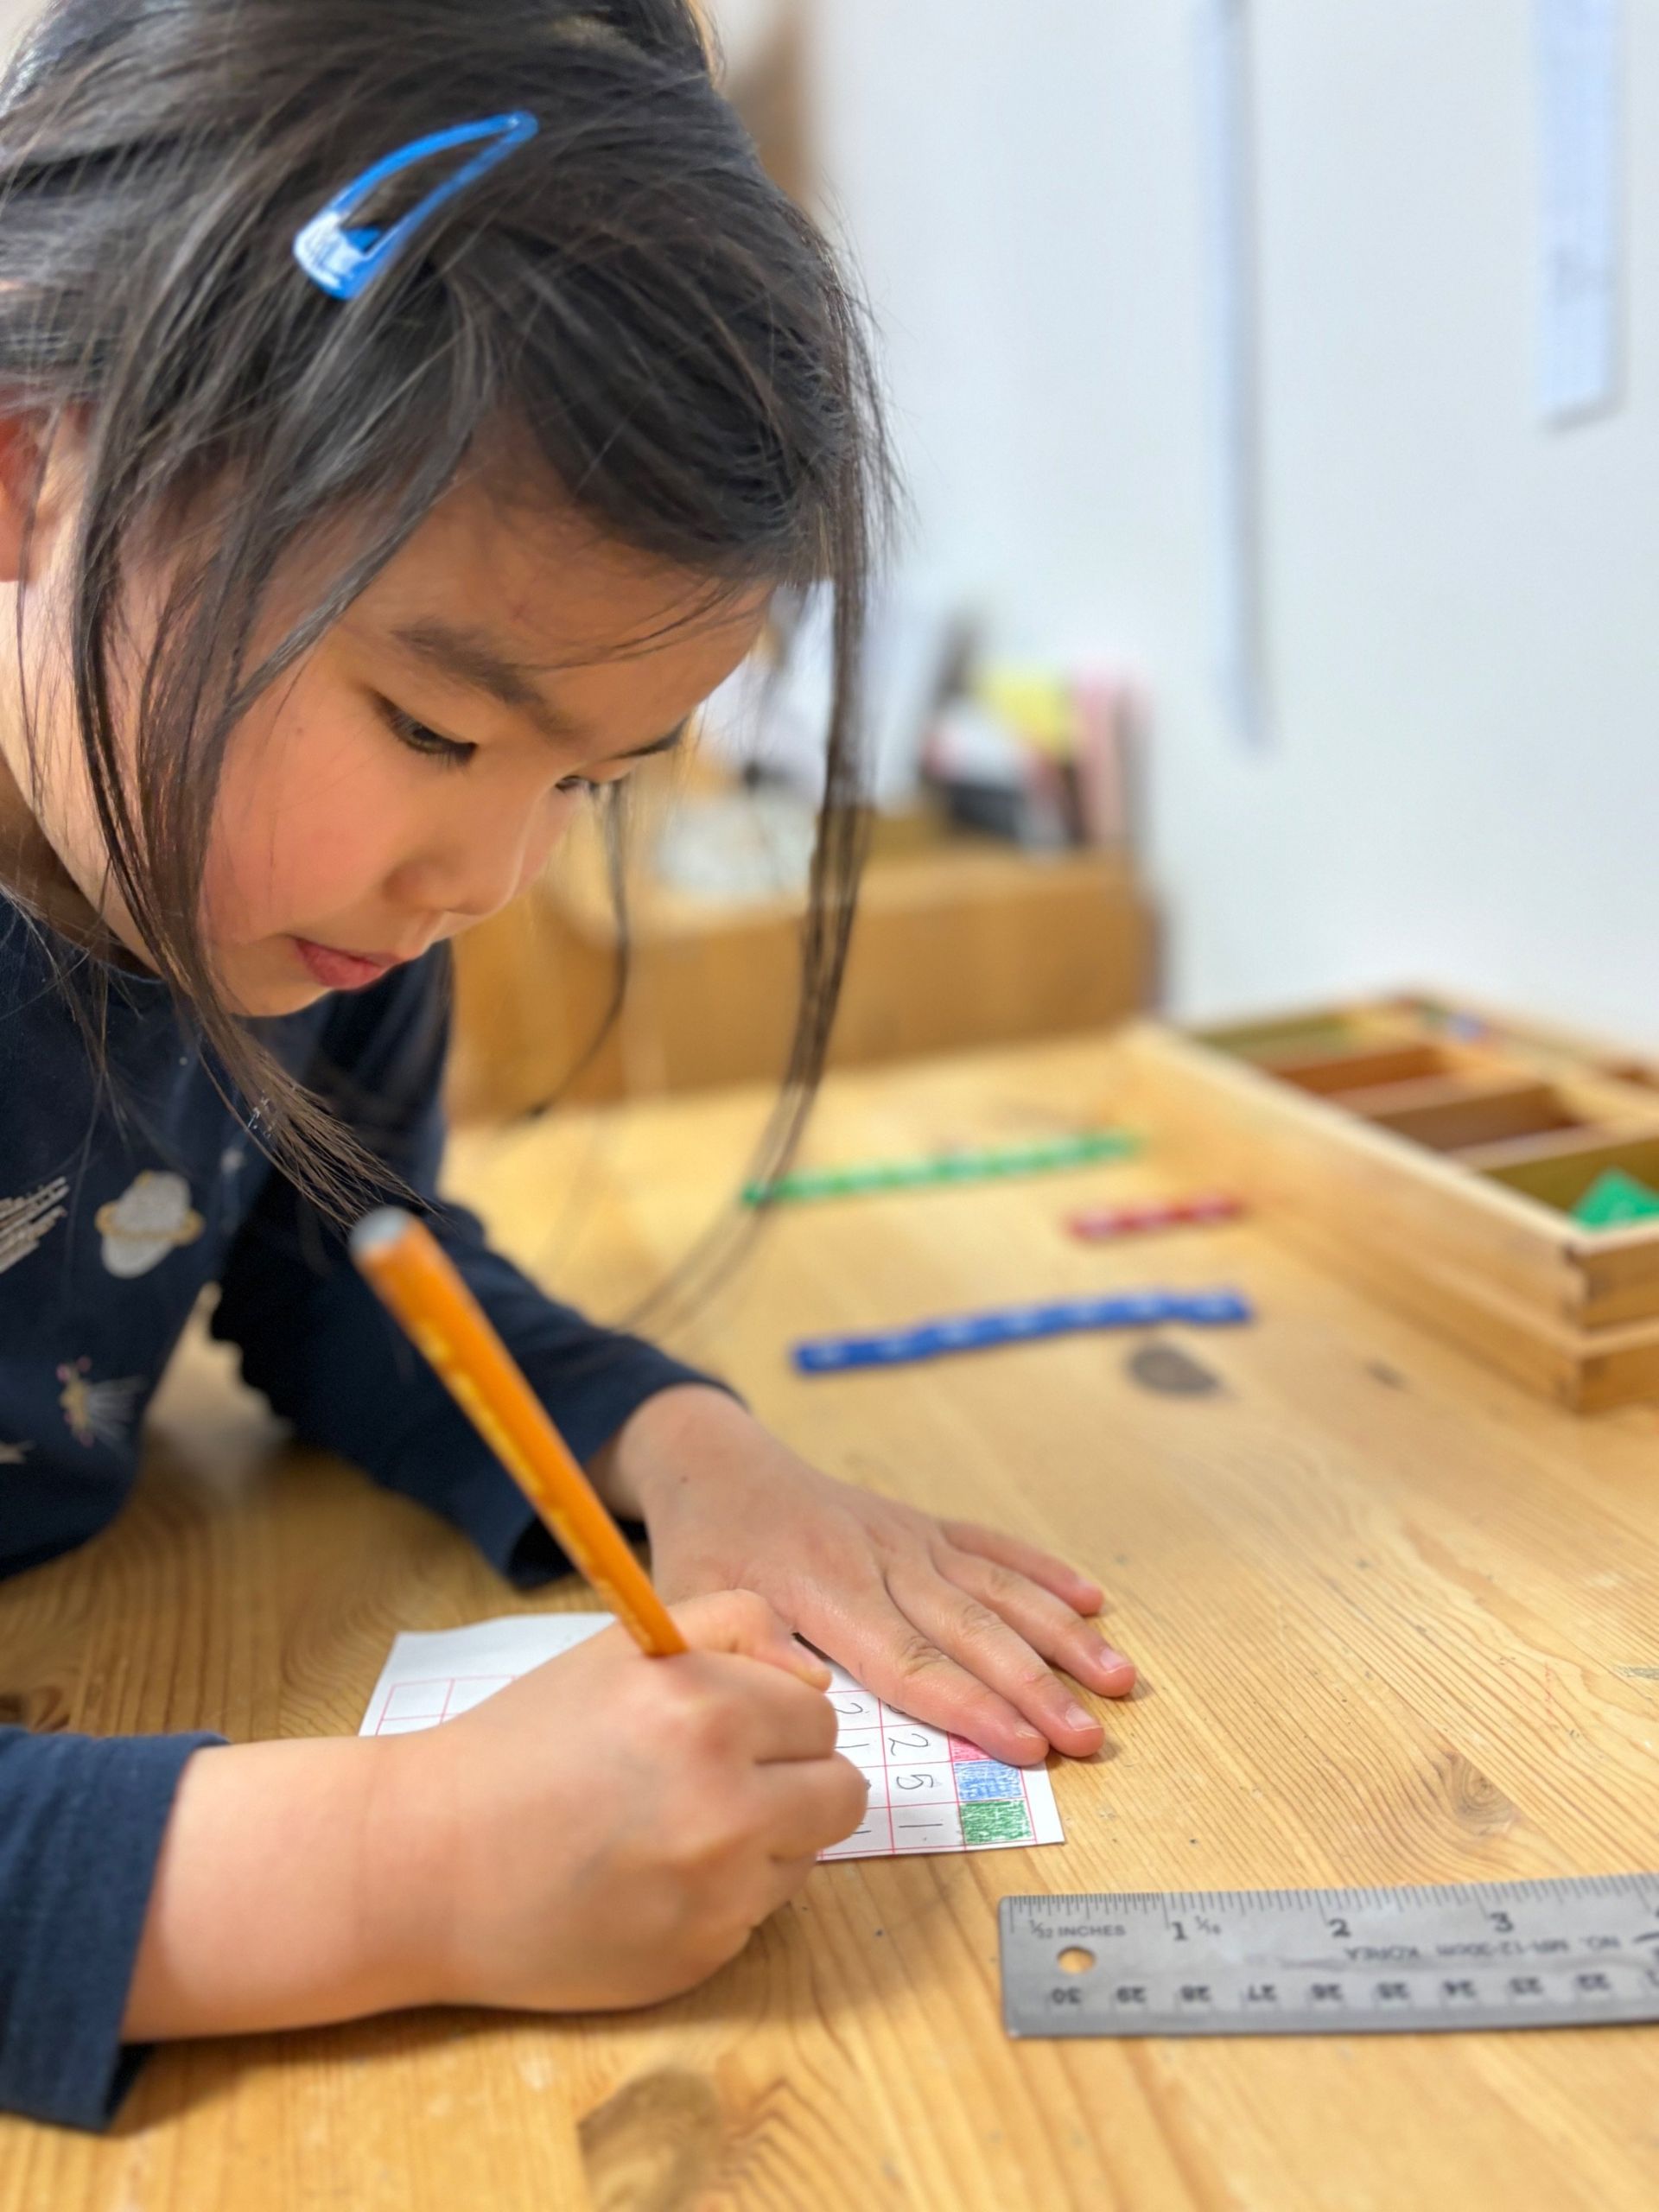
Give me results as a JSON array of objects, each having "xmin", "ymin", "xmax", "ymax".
[
  {"xmin": 882, "ymin": 1560, "xmax": 1108, "ymax": 1760},
  {"xmin": 760, "ymin": 1853, "xmax": 825, "ymax": 1905},
  {"xmin": 936, "ymin": 1548, "xmax": 1136, "ymax": 1699},
  {"xmin": 671, "ymin": 1586, "xmax": 833, "ymax": 1690},
  {"xmin": 796, "ymin": 1582, "xmax": 1056, "ymax": 1767},
  {"xmin": 937, "ymin": 1518, "xmax": 1106, "ymax": 1615},
  {"xmin": 741, "ymin": 1853, "xmax": 830, "ymax": 1943},
  {"xmin": 755, "ymin": 1756, "xmax": 872, "ymax": 1861},
  {"xmin": 700, "ymin": 1854, "xmax": 825, "ymax": 1974}
]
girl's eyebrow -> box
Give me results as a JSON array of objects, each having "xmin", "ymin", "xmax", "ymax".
[
  {"xmin": 389, "ymin": 619, "xmax": 688, "ymax": 763},
  {"xmin": 391, "ymin": 617, "xmax": 593, "ymax": 745},
  {"xmin": 621, "ymin": 724, "xmax": 689, "ymax": 762}
]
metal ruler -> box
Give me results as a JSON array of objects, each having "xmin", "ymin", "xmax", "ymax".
[{"xmin": 1001, "ymin": 1877, "xmax": 1659, "ymax": 2038}]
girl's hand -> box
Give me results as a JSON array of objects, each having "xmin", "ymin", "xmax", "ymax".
[
  {"xmin": 598, "ymin": 1387, "xmax": 1137, "ymax": 1768},
  {"xmin": 387, "ymin": 1589, "xmax": 868, "ymax": 2014},
  {"xmin": 128, "ymin": 1591, "xmax": 861, "ymax": 2042}
]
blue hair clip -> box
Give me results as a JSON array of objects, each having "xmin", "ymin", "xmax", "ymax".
[{"xmin": 293, "ymin": 112, "xmax": 539, "ymax": 301}]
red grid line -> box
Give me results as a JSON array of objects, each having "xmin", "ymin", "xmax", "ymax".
[
  {"xmin": 374, "ymin": 1672, "xmax": 513, "ymax": 1734},
  {"xmin": 874, "ymin": 1702, "xmax": 896, "ymax": 1855}
]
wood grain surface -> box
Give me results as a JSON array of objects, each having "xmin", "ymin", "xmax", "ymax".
[{"xmin": 4, "ymin": 1036, "xmax": 1659, "ymax": 2210}]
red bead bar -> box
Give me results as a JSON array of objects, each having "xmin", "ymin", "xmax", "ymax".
[{"xmin": 1066, "ymin": 1193, "xmax": 1246, "ymax": 1241}]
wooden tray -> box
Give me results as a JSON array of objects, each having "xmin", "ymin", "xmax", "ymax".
[{"xmin": 1118, "ymin": 993, "xmax": 1659, "ymax": 1410}]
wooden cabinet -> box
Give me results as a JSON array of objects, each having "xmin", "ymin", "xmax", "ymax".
[{"xmin": 447, "ymin": 823, "xmax": 1154, "ymax": 1119}]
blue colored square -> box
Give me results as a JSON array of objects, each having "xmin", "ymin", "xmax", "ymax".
[{"xmin": 955, "ymin": 1760, "xmax": 1023, "ymax": 1802}]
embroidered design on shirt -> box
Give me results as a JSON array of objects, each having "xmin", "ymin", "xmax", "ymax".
[
  {"xmin": 94, "ymin": 1171, "xmax": 205, "ymax": 1279},
  {"xmin": 0, "ymin": 1441, "xmax": 31, "ymax": 1466},
  {"xmin": 0, "ymin": 1179, "xmax": 69, "ymax": 1276},
  {"xmin": 58, "ymin": 1357, "xmax": 143, "ymax": 1450}
]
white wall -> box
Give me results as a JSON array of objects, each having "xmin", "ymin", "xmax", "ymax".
[
  {"xmin": 8, "ymin": 0, "xmax": 1655, "ymax": 1039},
  {"xmin": 806, "ymin": 1, "xmax": 1659, "ymax": 1045}
]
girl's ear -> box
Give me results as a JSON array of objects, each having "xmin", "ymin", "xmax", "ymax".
[{"xmin": 0, "ymin": 410, "xmax": 79, "ymax": 584}]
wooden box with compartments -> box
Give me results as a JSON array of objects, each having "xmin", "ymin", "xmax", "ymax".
[{"xmin": 1117, "ymin": 993, "xmax": 1659, "ymax": 1411}]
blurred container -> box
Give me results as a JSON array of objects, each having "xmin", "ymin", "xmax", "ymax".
[{"xmin": 446, "ymin": 776, "xmax": 1155, "ymax": 1117}]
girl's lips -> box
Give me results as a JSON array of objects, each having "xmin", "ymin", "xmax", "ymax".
[{"xmin": 291, "ymin": 938, "xmax": 402, "ymax": 992}]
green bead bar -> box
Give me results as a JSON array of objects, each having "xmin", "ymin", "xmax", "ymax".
[{"xmin": 741, "ymin": 1129, "xmax": 1141, "ymax": 1207}]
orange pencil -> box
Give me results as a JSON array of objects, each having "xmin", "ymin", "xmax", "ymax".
[{"xmin": 350, "ymin": 1206, "xmax": 687, "ymax": 1657}]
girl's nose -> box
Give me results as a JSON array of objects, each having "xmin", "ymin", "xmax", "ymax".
[{"xmin": 394, "ymin": 786, "xmax": 581, "ymax": 923}]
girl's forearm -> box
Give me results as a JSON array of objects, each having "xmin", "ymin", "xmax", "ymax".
[{"xmin": 123, "ymin": 1735, "xmax": 447, "ymax": 2042}]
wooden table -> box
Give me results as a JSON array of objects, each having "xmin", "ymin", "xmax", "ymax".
[{"xmin": 5, "ymin": 1036, "xmax": 1659, "ymax": 2210}]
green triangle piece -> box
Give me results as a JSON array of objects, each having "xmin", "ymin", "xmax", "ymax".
[{"xmin": 1571, "ymin": 1167, "xmax": 1659, "ymax": 1229}]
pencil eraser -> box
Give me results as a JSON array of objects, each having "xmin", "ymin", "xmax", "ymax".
[{"xmin": 349, "ymin": 1206, "xmax": 416, "ymax": 1261}]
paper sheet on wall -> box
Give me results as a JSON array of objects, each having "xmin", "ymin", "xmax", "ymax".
[
  {"xmin": 1194, "ymin": 0, "xmax": 1269, "ymax": 746},
  {"xmin": 360, "ymin": 1612, "xmax": 1064, "ymax": 1859},
  {"xmin": 1536, "ymin": 0, "xmax": 1624, "ymax": 423}
]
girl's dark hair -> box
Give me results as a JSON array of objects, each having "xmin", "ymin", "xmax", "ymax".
[{"xmin": 0, "ymin": 0, "xmax": 888, "ymax": 1206}]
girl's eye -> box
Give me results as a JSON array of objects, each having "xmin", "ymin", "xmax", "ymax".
[
  {"xmin": 380, "ymin": 702, "xmax": 476, "ymax": 769},
  {"xmin": 556, "ymin": 774, "xmax": 601, "ymax": 797}
]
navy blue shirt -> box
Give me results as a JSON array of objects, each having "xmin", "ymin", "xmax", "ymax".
[{"xmin": 0, "ymin": 897, "xmax": 715, "ymax": 2129}]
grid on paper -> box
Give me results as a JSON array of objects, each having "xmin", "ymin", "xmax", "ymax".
[
  {"xmin": 817, "ymin": 1665, "xmax": 1039, "ymax": 1859},
  {"xmin": 371, "ymin": 1673, "xmax": 516, "ymax": 1732},
  {"xmin": 359, "ymin": 1635, "xmax": 1056, "ymax": 1860}
]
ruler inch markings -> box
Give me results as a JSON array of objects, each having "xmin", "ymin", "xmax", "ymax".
[{"xmin": 1001, "ymin": 1875, "xmax": 1659, "ymax": 2039}]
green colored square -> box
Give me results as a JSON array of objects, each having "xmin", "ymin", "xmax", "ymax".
[
  {"xmin": 1571, "ymin": 1168, "xmax": 1659, "ymax": 1230},
  {"xmin": 959, "ymin": 1798, "xmax": 1032, "ymax": 1845}
]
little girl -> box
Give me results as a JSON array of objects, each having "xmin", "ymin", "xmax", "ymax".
[{"xmin": 0, "ymin": 0, "xmax": 1135, "ymax": 2132}]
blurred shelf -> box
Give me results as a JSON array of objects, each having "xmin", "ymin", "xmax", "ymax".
[{"xmin": 447, "ymin": 823, "xmax": 1154, "ymax": 1120}]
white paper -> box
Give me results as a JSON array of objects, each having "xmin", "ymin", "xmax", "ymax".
[
  {"xmin": 1195, "ymin": 0, "xmax": 1270, "ymax": 745},
  {"xmin": 1536, "ymin": 0, "xmax": 1623, "ymax": 423},
  {"xmin": 360, "ymin": 1612, "xmax": 1064, "ymax": 1859}
]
